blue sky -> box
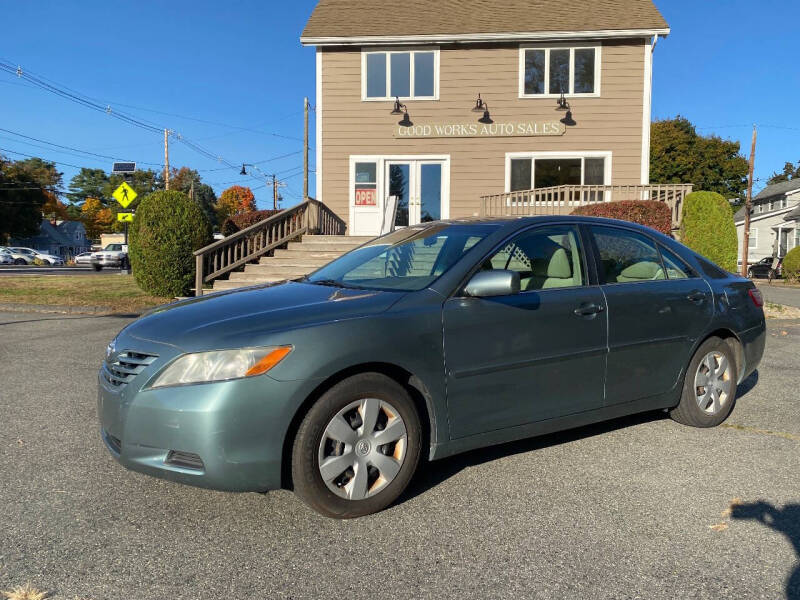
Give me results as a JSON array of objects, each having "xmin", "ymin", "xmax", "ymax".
[{"xmin": 1, "ymin": 0, "xmax": 797, "ymax": 208}]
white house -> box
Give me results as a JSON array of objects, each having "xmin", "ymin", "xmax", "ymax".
[{"xmin": 735, "ymin": 179, "xmax": 800, "ymax": 265}]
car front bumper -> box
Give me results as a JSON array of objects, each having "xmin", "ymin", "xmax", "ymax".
[
  {"xmin": 93, "ymin": 258, "xmax": 122, "ymax": 267},
  {"xmin": 97, "ymin": 336, "xmax": 317, "ymax": 493}
]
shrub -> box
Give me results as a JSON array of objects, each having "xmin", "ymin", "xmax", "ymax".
[
  {"xmin": 680, "ymin": 191, "xmax": 738, "ymax": 273},
  {"xmin": 221, "ymin": 209, "xmax": 282, "ymax": 236},
  {"xmin": 129, "ymin": 190, "xmax": 212, "ymax": 297},
  {"xmin": 571, "ymin": 200, "xmax": 672, "ymax": 235},
  {"xmin": 783, "ymin": 246, "xmax": 800, "ymax": 282}
]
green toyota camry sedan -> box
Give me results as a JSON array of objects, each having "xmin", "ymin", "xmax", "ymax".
[{"xmin": 98, "ymin": 216, "xmax": 766, "ymax": 518}]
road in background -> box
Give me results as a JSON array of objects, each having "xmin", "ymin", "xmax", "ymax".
[
  {"xmin": 0, "ymin": 312, "xmax": 798, "ymax": 600},
  {"xmin": 0, "ymin": 266, "xmax": 120, "ymax": 276},
  {"xmin": 756, "ymin": 282, "xmax": 800, "ymax": 308}
]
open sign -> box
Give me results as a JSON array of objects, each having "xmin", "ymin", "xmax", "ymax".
[{"xmin": 355, "ymin": 187, "xmax": 377, "ymax": 206}]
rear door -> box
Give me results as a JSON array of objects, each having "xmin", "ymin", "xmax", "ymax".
[
  {"xmin": 443, "ymin": 224, "xmax": 607, "ymax": 439},
  {"xmin": 589, "ymin": 225, "xmax": 713, "ymax": 406}
]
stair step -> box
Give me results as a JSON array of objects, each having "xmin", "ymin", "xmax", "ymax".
[
  {"xmin": 287, "ymin": 241, "xmax": 363, "ymax": 252},
  {"xmin": 272, "ymin": 249, "xmax": 345, "ymax": 259},
  {"xmin": 263, "ymin": 257, "xmax": 335, "ymax": 268},
  {"xmin": 303, "ymin": 235, "xmax": 373, "ymax": 242},
  {"xmin": 213, "ymin": 278, "xmax": 285, "ymax": 291},
  {"xmin": 234, "ymin": 264, "xmax": 311, "ymax": 277}
]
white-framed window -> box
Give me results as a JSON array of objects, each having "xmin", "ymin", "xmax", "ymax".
[
  {"xmin": 362, "ymin": 48, "xmax": 439, "ymax": 101},
  {"xmin": 505, "ymin": 151, "xmax": 612, "ymax": 192},
  {"xmin": 748, "ymin": 228, "xmax": 758, "ymax": 249},
  {"xmin": 794, "ymin": 227, "xmax": 800, "ymax": 249},
  {"xmin": 519, "ymin": 44, "xmax": 601, "ymax": 98},
  {"xmin": 780, "ymin": 197, "xmax": 788, "ymax": 208}
]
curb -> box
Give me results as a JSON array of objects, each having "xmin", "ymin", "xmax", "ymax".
[{"xmin": 0, "ymin": 302, "xmax": 142, "ymax": 317}]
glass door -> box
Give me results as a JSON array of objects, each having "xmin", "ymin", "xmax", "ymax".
[{"xmin": 386, "ymin": 160, "xmax": 444, "ymax": 228}]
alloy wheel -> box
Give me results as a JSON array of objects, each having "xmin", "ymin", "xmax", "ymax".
[
  {"xmin": 317, "ymin": 398, "xmax": 408, "ymax": 500},
  {"xmin": 694, "ymin": 351, "xmax": 733, "ymax": 414}
]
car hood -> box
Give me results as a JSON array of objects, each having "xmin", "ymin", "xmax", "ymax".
[{"xmin": 124, "ymin": 281, "xmax": 406, "ymax": 352}]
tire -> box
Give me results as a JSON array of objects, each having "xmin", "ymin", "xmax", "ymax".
[
  {"xmin": 14, "ymin": 258, "xmax": 26, "ymax": 265},
  {"xmin": 670, "ymin": 336, "xmax": 738, "ymax": 427},
  {"xmin": 747, "ymin": 269, "xmax": 753, "ymax": 279},
  {"xmin": 291, "ymin": 372, "xmax": 422, "ymax": 519},
  {"xmin": 92, "ymin": 264, "xmax": 102, "ymax": 271}
]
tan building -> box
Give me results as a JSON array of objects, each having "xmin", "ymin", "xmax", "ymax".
[{"xmin": 302, "ymin": 0, "xmax": 671, "ymax": 236}]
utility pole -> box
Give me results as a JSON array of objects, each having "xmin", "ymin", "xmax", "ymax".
[
  {"xmin": 190, "ymin": 179, "xmax": 194, "ymax": 201},
  {"xmin": 164, "ymin": 128, "xmax": 170, "ymax": 190},
  {"xmin": 741, "ymin": 125, "xmax": 757, "ymax": 277},
  {"xmin": 303, "ymin": 97, "xmax": 309, "ymax": 199},
  {"xmin": 270, "ymin": 174, "xmax": 287, "ymax": 210}
]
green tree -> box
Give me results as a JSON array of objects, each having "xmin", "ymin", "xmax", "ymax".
[
  {"xmin": 166, "ymin": 166, "xmax": 218, "ymax": 229},
  {"xmin": 680, "ymin": 191, "xmax": 738, "ymax": 273},
  {"xmin": 650, "ymin": 117, "xmax": 749, "ymax": 202},
  {"xmin": 13, "ymin": 157, "xmax": 63, "ymax": 189},
  {"xmin": 129, "ymin": 190, "xmax": 212, "ymax": 296},
  {"xmin": 0, "ymin": 156, "xmax": 48, "ymax": 242},
  {"xmin": 766, "ymin": 161, "xmax": 800, "ymax": 185},
  {"xmin": 67, "ymin": 168, "xmax": 109, "ymax": 204}
]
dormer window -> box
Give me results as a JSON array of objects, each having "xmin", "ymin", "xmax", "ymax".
[
  {"xmin": 519, "ymin": 45, "xmax": 601, "ymax": 98},
  {"xmin": 362, "ymin": 48, "xmax": 439, "ymax": 100}
]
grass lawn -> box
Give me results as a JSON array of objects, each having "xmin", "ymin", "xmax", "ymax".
[{"xmin": 0, "ymin": 275, "xmax": 171, "ymax": 313}]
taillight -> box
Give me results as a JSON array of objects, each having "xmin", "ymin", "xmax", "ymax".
[{"xmin": 748, "ymin": 288, "xmax": 764, "ymax": 308}]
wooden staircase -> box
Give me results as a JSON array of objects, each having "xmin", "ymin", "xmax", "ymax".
[{"xmin": 211, "ymin": 235, "xmax": 373, "ymax": 291}]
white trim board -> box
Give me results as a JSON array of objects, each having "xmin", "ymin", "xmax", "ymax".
[
  {"xmin": 641, "ymin": 37, "xmax": 653, "ymax": 184},
  {"xmin": 316, "ymin": 48, "xmax": 322, "ymax": 202},
  {"xmin": 301, "ymin": 28, "xmax": 671, "ymax": 46}
]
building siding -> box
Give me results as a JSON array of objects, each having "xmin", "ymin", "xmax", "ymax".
[{"xmin": 320, "ymin": 39, "xmax": 647, "ymax": 231}]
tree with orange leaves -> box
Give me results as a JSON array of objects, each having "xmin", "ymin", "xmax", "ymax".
[
  {"xmin": 215, "ymin": 185, "xmax": 256, "ymax": 224},
  {"xmin": 41, "ymin": 191, "xmax": 70, "ymax": 221}
]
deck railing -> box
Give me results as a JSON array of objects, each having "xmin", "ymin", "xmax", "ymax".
[
  {"xmin": 193, "ymin": 198, "xmax": 345, "ymax": 296},
  {"xmin": 480, "ymin": 183, "xmax": 694, "ymax": 229}
]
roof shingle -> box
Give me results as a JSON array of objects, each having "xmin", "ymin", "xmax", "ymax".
[{"xmin": 302, "ymin": 0, "xmax": 669, "ymax": 41}]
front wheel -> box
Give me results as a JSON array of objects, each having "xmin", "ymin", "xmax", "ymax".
[
  {"xmin": 291, "ymin": 373, "xmax": 422, "ymax": 518},
  {"xmin": 747, "ymin": 268, "xmax": 754, "ymax": 279},
  {"xmin": 670, "ymin": 337, "xmax": 738, "ymax": 427}
]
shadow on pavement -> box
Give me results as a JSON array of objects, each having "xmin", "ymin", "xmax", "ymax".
[
  {"xmin": 401, "ymin": 410, "xmax": 666, "ymax": 504},
  {"xmin": 732, "ymin": 501, "xmax": 800, "ymax": 600},
  {"xmin": 737, "ymin": 370, "xmax": 759, "ymax": 400},
  {"xmin": 0, "ymin": 313, "xmax": 138, "ymax": 326}
]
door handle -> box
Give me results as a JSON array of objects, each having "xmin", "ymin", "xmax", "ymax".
[
  {"xmin": 574, "ymin": 303, "xmax": 605, "ymax": 316},
  {"xmin": 687, "ymin": 291, "xmax": 706, "ymax": 303}
]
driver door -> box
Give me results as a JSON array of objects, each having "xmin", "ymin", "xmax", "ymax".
[{"xmin": 443, "ymin": 224, "xmax": 608, "ymax": 439}]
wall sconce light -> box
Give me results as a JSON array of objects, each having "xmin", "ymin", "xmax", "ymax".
[
  {"xmin": 555, "ymin": 92, "xmax": 570, "ymax": 111},
  {"xmin": 559, "ymin": 110, "xmax": 576, "ymax": 127},
  {"xmin": 391, "ymin": 96, "xmax": 412, "ymax": 126},
  {"xmin": 478, "ymin": 105, "xmax": 493, "ymax": 124},
  {"xmin": 471, "ymin": 93, "xmax": 486, "ymax": 113}
]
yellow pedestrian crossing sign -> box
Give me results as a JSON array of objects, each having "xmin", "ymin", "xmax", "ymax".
[
  {"xmin": 113, "ymin": 182, "xmax": 137, "ymax": 208},
  {"xmin": 117, "ymin": 212, "xmax": 134, "ymax": 223}
]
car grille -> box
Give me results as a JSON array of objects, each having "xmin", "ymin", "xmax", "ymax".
[
  {"xmin": 165, "ymin": 450, "xmax": 205, "ymax": 470},
  {"xmin": 102, "ymin": 351, "xmax": 158, "ymax": 388}
]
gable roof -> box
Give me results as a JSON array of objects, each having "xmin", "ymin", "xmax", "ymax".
[
  {"xmin": 753, "ymin": 178, "xmax": 800, "ymax": 201},
  {"xmin": 301, "ymin": 0, "xmax": 669, "ymax": 44}
]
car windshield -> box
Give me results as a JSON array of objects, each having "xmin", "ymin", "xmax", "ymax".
[
  {"xmin": 105, "ymin": 244, "xmax": 123, "ymax": 251},
  {"xmin": 305, "ymin": 223, "xmax": 498, "ymax": 292}
]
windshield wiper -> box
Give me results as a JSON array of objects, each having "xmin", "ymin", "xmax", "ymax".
[{"xmin": 307, "ymin": 279, "xmax": 366, "ymax": 290}]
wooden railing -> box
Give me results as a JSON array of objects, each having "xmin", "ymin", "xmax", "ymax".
[
  {"xmin": 480, "ymin": 183, "xmax": 694, "ymax": 230},
  {"xmin": 193, "ymin": 198, "xmax": 345, "ymax": 296}
]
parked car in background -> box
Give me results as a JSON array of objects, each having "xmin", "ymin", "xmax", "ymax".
[
  {"xmin": 99, "ymin": 216, "xmax": 766, "ymax": 518},
  {"xmin": 74, "ymin": 252, "xmax": 95, "ymax": 265},
  {"xmin": 8, "ymin": 246, "xmax": 64, "ymax": 265},
  {"xmin": 91, "ymin": 244, "xmax": 128, "ymax": 270},
  {"xmin": 747, "ymin": 256, "xmax": 782, "ymax": 280},
  {"xmin": 0, "ymin": 246, "xmax": 34, "ymax": 265}
]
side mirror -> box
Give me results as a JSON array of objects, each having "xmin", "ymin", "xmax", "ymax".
[{"xmin": 464, "ymin": 269, "xmax": 520, "ymax": 297}]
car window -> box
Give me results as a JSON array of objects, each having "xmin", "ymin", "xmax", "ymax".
[
  {"xmin": 106, "ymin": 244, "xmax": 123, "ymax": 251},
  {"xmin": 591, "ymin": 226, "xmax": 665, "ymax": 284},
  {"xmin": 659, "ymin": 246, "xmax": 695, "ymax": 279},
  {"xmin": 307, "ymin": 224, "xmax": 498, "ymax": 292},
  {"xmin": 485, "ymin": 225, "xmax": 585, "ymax": 291}
]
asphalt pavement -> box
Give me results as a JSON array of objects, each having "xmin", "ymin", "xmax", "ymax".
[
  {"xmin": 0, "ymin": 311, "xmax": 798, "ymax": 599},
  {"xmin": 757, "ymin": 282, "xmax": 800, "ymax": 308},
  {"xmin": 0, "ymin": 266, "xmax": 120, "ymax": 276}
]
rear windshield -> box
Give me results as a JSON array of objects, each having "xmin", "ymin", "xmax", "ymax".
[{"xmin": 306, "ymin": 224, "xmax": 498, "ymax": 292}]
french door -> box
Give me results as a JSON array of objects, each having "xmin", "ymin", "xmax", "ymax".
[{"xmin": 386, "ymin": 160, "xmax": 444, "ymax": 228}]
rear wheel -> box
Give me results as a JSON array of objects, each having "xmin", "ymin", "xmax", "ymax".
[
  {"xmin": 291, "ymin": 373, "xmax": 421, "ymax": 518},
  {"xmin": 14, "ymin": 258, "xmax": 25, "ymax": 265},
  {"xmin": 670, "ymin": 337, "xmax": 738, "ymax": 427},
  {"xmin": 92, "ymin": 263, "xmax": 102, "ymax": 271},
  {"xmin": 747, "ymin": 268, "xmax": 754, "ymax": 279}
]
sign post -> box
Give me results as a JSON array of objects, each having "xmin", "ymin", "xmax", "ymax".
[{"xmin": 112, "ymin": 182, "xmax": 137, "ymax": 274}]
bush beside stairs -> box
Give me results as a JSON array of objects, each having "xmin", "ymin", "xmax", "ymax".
[{"xmin": 211, "ymin": 235, "xmax": 374, "ymax": 291}]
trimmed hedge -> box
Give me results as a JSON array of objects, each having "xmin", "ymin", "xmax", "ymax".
[
  {"xmin": 129, "ymin": 190, "xmax": 212, "ymax": 297},
  {"xmin": 571, "ymin": 200, "xmax": 672, "ymax": 235},
  {"xmin": 783, "ymin": 246, "xmax": 800, "ymax": 282},
  {"xmin": 680, "ymin": 191, "xmax": 738, "ymax": 273},
  {"xmin": 221, "ymin": 209, "xmax": 282, "ymax": 236}
]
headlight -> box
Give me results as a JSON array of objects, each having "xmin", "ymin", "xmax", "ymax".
[{"xmin": 150, "ymin": 346, "xmax": 292, "ymax": 388}]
